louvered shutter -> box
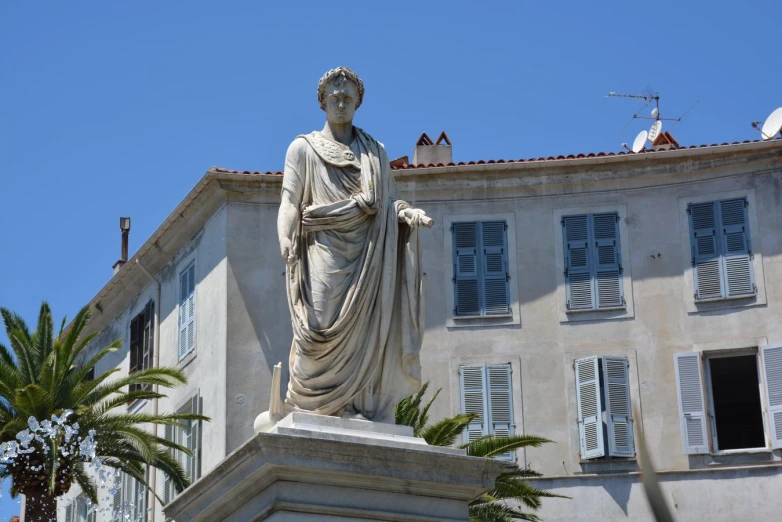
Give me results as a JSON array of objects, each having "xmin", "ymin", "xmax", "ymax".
[
  {"xmin": 190, "ymin": 394, "xmax": 201, "ymax": 481},
  {"xmin": 564, "ymin": 215, "xmax": 593, "ymax": 310},
  {"xmin": 129, "ymin": 315, "xmax": 140, "ymax": 373},
  {"xmin": 575, "ymin": 356, "xmax": 604, "ymax": 459},
  {"xmin": 179, "ymin": 269, "xmax": 188, "ymax": 359},
  {"xmin": 593, "ymin": 213, "xmax": 623, "ymax": 308},
  {"xmin": 481, "ymin": 222, "xmax": 510, "ymax": 315},
  {"xmin": 719, "ymin": 198, "xmax": 754, "ymax": 297},
  {"xmin": 453, "ymin": 223, "xmax": 480, "ymax": 316},
  {"xmin": 674, "ymin": 353, "xmax": 709, "ymax": 454},
  {"xmin": 602, "ymin": 357, "xmax": 634, "ymax": 457},
  {"xmin": 187, "ymin": 263, "xmax": 196, "ymax": 353},
  {"xmin": 163, "ymin": 423, "xmax": 173, "ymax": 503},
  {"xmin": 65, "ymin": 505, "xmax": 73, "ymax": 522},
  {"xmin": 761, "ymin": 345, "xmax": 782, "ymax": 448},
  {"xmin": 487, "ymin": 364, "xmax": 514, "ymax": 461},
  {"xmin": 112, "ymin": 474, "xmax": 122, "ymax": 514},
  {"xmin": 460, "ymin": 366, "xmax": 488, "ymax": 443},
  {"xmin": 689, "ymin": 202, "xmax": 723, "ymax": 300}
]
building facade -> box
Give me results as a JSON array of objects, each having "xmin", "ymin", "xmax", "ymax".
[{"xmin": 61, "ymin": 137, "xmax": 782, "ymax": 522}]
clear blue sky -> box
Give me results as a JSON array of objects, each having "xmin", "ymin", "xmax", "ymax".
[{"xmin": 1, "ymin": 1, "xmax": 780, "ymax": 517}]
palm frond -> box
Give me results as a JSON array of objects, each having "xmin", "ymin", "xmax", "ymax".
[
  {"xmin": 0, "ymin": 343, "xmax": 15, "ymax": 367},
  {"xmin": 468, "ymin": 501, "xmax": 541, "ymax": 522},
  {"xmin": 72, "ymin": 463, "xmax": 99, "ymax": 505},
  {"xmin": 420, "ymin": 413, "xmax": 474, "ymax": 446},
  {"xmin": 462, "ymin": 434, "xmax": 553, "ymax": 458},
  {"xmin": 490, "ymin": 474, "xmax": 569, "ymax": 509}
]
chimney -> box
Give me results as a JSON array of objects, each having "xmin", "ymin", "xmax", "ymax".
[
  {"xmin": 413, "ymin": 131, "xmax": 452, "ymax": 166},
  {"xmin": 651, "ymin": 131, "xmax": 680, "ymax": 151},
  {"xmin": 113, "ymin": 217, "xmax": 131, "ymax": 274}
]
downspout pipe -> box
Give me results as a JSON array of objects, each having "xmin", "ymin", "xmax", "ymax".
[{"xmin": 135, "ymin": 258, "xmax": 161, "ymax": 522}]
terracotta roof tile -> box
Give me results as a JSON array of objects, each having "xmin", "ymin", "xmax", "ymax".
[{"xmin": 211, "ymin": 137, "xmax": 780, "ymax": 176}]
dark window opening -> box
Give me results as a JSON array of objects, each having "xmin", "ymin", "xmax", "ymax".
[{"xmin": 709, "ymin": 355, "xmax": 765, "ymax": 450}]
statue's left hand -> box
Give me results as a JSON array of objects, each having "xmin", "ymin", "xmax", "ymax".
[{"xmin": 398, "ymin": 208, "xmax": 434, "ymax": 228}]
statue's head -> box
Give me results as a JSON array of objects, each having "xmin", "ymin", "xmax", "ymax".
[{"xmin": 317, "ymin": 67, "xmax": 364, "ymax": 125}]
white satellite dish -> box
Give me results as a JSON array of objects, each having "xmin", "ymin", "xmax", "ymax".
[
  {"xmin": 651, "ymin": 107, "xmax": 659, "ymax": 119},
  {"xmin": 760, "ymin": 107, "xmax": 782, "ymax": 140},
  {"xmin": 648, "ymin": 120, "xmax": 662, "ymax": 142},
  {"xmin": 632, "ymin": 130, "xmax": 648, "ymax": 153}
]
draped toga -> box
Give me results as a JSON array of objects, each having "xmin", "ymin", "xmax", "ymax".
[{"xmin": 281, "ymin": 127, "xmax": 423, "ymax": 422}]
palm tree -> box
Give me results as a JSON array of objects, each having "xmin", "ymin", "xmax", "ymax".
[
  {"xmin": 396, "ymin": 383, "xmax": 567, "ymax": 522},
  {"xmin": 0, "ymin": 303, "xmax": 208, "ymax": 522}
]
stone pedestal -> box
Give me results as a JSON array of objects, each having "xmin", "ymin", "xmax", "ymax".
[{"xmin": 164, "ymin": 413, "xmax": 502, "ymax": 521}]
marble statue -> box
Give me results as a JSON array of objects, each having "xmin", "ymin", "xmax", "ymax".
[{"xmin": 276, "ymin": 66, "xmax": 432, "ymax": 423}]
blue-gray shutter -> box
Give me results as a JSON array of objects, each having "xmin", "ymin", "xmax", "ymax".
[
  {"xmin": 487, "ymin": 364, "xmax": 514, "ymax": 461},
  {"xmin": 761, "ymin": 344, "xmax": 782, "ymax": 449},
  {"xmin": 564, "ymin": 215, "xmax": 593, "ymax": 310},
  {"xmin": 481, "ymin": 222, "xmax": 510, "ymax": 315},
  {"xmin": 460, "ymin": 366, "xmax": 488, "ymax": 443},
  {"xmin": 187, "ymin": 263, "xmax": 196, "ymax": 354},
  {"xmin": 65, "ymin": 505, "xmax": 73, "ymax": 522},
  {"xmin": 689, "ymin": 202, "xmax": 723, "ymax": 300},
  {"xmin": 719, "ymin": 198, "xmax": 754, "ymax": 297},
  {"xmin": 112, "ymin": 474, "xmax": 122, "ymax": 514},
  {"xmin": 602, "ymin": 356, "xmax": 634, "ymax": 457},
  {"xmin": 575, "ymin": 356, "xmax": 604, "ymax": 459},
  {"xmin": 453, "ymin": 223, "xmax": 480, "ymax": 316},
  {"xmin": 674, "ymin": 352, "xmax": 709, "ymax": 454},
  {"xmin": 593, "ymin": 213, "xmax": 623, "ymax": 308}
]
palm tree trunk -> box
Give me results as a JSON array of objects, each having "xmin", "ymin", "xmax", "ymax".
[{"xmin": 23, "ymin": 487, "xmax": 58, "ymax": 522}]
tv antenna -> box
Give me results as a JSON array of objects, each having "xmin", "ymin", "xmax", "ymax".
[
  {"xmin": 609, "ymin": 90, "xmax": 698, "ymax": 152},
  {"xmin": 751, "ymin": 107, "xmax": 782, "ymax": 140}
]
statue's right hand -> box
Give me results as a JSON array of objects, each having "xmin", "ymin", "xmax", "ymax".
[{"xmin": 280, "ymin": 237, "xmax": 297, "ymax": 265}]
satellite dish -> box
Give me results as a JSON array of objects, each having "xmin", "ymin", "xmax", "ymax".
[
  {"xmin": 651, "ymin": 107, "xmax": 659, "ymax": 119},
  {"xmin": 632, "ymin": 130, "xmax": 648, "ymax": 153},
  {"xmin": 760, "ymin": 107, "xmax": 782, "ymax": 140},
  {"xmin": 648, "ymin": 120, "xmax": 662, "ymax": 142}
]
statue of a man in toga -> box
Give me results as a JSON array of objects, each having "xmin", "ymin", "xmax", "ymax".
[{"xmin": 277, "ymin": 67, "xmax": 432, "ymax": 423}]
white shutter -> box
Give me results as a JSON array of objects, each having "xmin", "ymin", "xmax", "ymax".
[
  {"xmin": 163, "ymin": 423, "xmax": 173, "ymax": 503},
  {"xmin": 487, "ymin": 364, "xmax": 514, "ymax": 461},
  {"xmin": 65, "ymin": 505, "xmax": 73, "ymax": 522},
  {"xmin": 112, "ymin": 474, "xmax": 122, "ymax": 515},
  {"xmin": 179, "ymin": 269, "xmax": 188, "ymax": 359},
  {"xmin": 187, "ymin": 263, "xmax": 196, "ymax": 354},
  {"xmin": 575, "ymin": 356, "xmax": 604, "ymax": 459},
  {"xmin": 761, "ymin": 344, "xmax": 782, "ymax": 449},
  {"xmin": 602, "ymin": 356, "xmax": 634, "ymax": 457},
  {"xmin": 190, "ymin": 394, "xmax": 201, "ymax": 481},
  {"xmin": 460, "ymin": 366, "xmax": 488, "ymax": 443},
  {"xmin": 674, "ymin": 352, "xmax": 709, "ymax": 454}
]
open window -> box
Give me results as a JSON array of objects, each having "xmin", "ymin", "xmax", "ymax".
[{"xmin": 674, "ymin": 346, "xmax": 782, "ymax": 454}]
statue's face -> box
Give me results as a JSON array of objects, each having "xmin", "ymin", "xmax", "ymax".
[{"xmin": 324, "ymin": 77, "xmax": 358, "ymax": 125}]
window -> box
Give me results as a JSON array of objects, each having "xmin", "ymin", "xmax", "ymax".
[
  {"xmin": 459, "ymin": 364, "xmax": 514, "ymax": 461},
  {"xmin": 452, "ymin": 221, "xmax": 510, "ymax": 317},
  {"xmin": 179, "ymin": 261, "xmax": 196, "ymax": 360},
  {"xmin": 688, "ymin": 198, "xmax": 755, "ymax": 301},
  {"xmin": 64, "ymin": 494, "xmax": 96, "ymax": 522},
  {"xmin": 562, "ymin": 213, "xmax": 624, "ymax": 311},
  {"xmin": 674, "ymin": 346, "xmax": 782, "ymax": 454},
  {"xmin": 130, "ymin": 300, "xmax": 154, "ymax": 392},
  {"xmin": 113, "ymin": 471, "xmax": 147, "ymax": 522},
  {"xmin": 164, "ymin": 394, "xmax": 201, "ymax": 503},
  {"xmin": 574, "ymin": 356, "xmax": 634, "ymax": 460}
]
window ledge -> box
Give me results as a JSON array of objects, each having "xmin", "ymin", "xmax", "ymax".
[
  {"xmin": 711, "ymin": 448, "xmax": 770, "ymax": 456},
  {"xmin": 695, "ymin": 293, "xmax": 756, "ymax": 304},
  {"xmin": 578, "ymin": 457, "xmax": 638, "ymax": 474},
  {"xmin": 178, "ymin": 350, "xmax": 197, "ymax": 369},
  {"xmin": 566, "ymin": 306, "xmax": 626, "ymax": 314},
  {"xmin": 454, "ymin": 313, "xmax": 513, "ymax": 320}
]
